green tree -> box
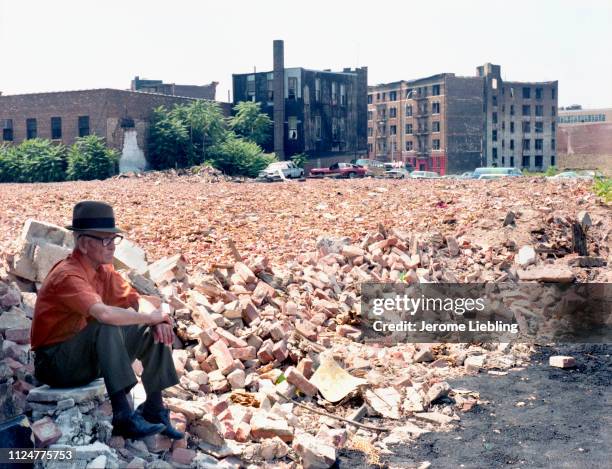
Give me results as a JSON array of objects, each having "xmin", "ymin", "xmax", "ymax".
[
  {"xmin": 67, "ymin": 135, "xmax": 119, "ymax": 181},
  {"xmin": 209, "ymin": 135, "xmax": 276, "ymax": 177},
  {"xmin": 229, "ymin": 101, "xmax": 272, "ymax": 147},
  {"xmin": 148, "ymin": 106, "xmax": 190, "ymax": 169}
]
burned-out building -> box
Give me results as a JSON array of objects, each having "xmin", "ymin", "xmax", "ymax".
[
  {"xmin": 232, "ymin": 40, "xmax": 368, "ymax": 167},
  {"xmin": 479, "ymin": 63, "xmax": 558, "ymax": 171},
  {"xmin": 368, "ymin": 63, "xmax": 558, "ymax": 174},
  {"xmin": 131, "ymin": 77, "xmax": 218, "ymax": 101},
  {"xmin": 0, "ymin": 89, "xmax": 198, "ymax": 172}
]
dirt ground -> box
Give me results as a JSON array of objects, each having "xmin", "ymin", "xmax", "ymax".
[{"xmin": 340, "ymin": 343, "xmax": 611, "ymax": 469}]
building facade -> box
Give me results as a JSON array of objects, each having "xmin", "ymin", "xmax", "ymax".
[
  {"xmin": 367, "ymin": 74, "xmax": 484, "ymax": 174},
  {"xmin": 0, "ymin": 89, "xmax": 198, "ymax": 171},
  {"xmin": 232, "ymin": 40, "xmax": 368, "ymax": 167},
  {"xmin": 131, "ymin": 76, "xmax": 218, "ymax": 100},
  {"xmin": 557, "ymin": 107, "xmax": 612, "ymax": 175},
  {"xmin": 368, "ymin": 64, "xmax": 558, "ymax": 174},
  {"xmin": 479, "ymin": 63, "xmax": 558, "ymax": 171}
]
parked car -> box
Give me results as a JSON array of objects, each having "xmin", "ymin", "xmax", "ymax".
[
  {"xmin": 257, "ymin": 161, "xmax": 304, "ymax": 181},
  {"xmin": 471, "ymin": 167, "xmax": 522, "ymax": 179},
  {"xmin": 353, "ymin": 159, "xmax": 386, "ymax": 177},
  {"xmin": 383, "ymin": 167, "xmax": 411, "ymax": 179},
  {"xmin": 477, "ymin": 174, "xmax": 507, "ymax": 180},
  {"xmin": 458, "ymin": 171, "xmax": 473, "ymax": 179},
  {"xmin": 309, "ymin": 162, "xmax": 367, "ymax": 179},
  {"xmin": 410, "ymin": 171, "xmax": 440, "ymax": 179}
]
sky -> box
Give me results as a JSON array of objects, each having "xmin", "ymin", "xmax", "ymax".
[{"xmin": 1, "ymin": 0, "xmax": 611, "ymax": 108}]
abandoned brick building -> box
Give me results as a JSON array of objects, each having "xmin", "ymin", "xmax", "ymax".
[
  {"xmin": 368, "ymin": 63, "xmax": 558, "ymax": 174},
  {"xmin": 232, "ymin": 40, "xmax": 368, "ymax": 168},
  {"xmin": 0, "ymin": 89, "xmax": 203, "ymax": 172}
]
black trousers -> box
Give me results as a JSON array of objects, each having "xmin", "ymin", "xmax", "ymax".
[{"xmin": 34, "ymin": 321, "xmax": 179, "ymax": 396}]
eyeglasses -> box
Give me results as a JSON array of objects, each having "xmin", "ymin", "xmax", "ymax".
[{"xmin": 80, "ymin": 234, "xmax": 123, "ymax": 247}]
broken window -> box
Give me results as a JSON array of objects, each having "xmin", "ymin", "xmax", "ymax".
[
  {"xmin": 522, "ymin": 155, "xmax": 530, "ymax": 167},
  {"xmin": 551, "ymin": 138, "xmax": 556, "ymax": 150},
  {"xmin": 492, "ymin": 129, "xmax": 498, "ymax": 141},
  {"xmin": 535, "ymin": 121, "xmax": 543, "ymax": 133},
  {"xmin": 535, "ymin": 155, "xmax": 543, "ymax": 167},
  {"xmin": 267, "ymin": 73, "xmax": 274, "ymax": 102},
  {"xmin": 432, "ymin": 102, "xmax": 440, "ymax": 114},
  {"xmin": 492, "ymin": 112, "xmax": 498, "ymax": 124},
  {"xmin": 510, "ymin": 105, "xmax": 515, "ymax": 116},
  {"xmin": 390, "ymin": 125, "xmax": 397, "ymax": 135},
  {"xmin": 340, "ymin": 84, "xmax": 346, "ymax": 105},
  {"xmin": 406, "ymin": 88, "xmax": 414, "ymax": 98},
  {"xmin": 246, "ymin": 75, "xmax": 255, "ymax": 101},
  {"xmin": 522, "ymin": 121, "xmax": 530, "ymax": 133},
  {"xmin": 501, "ymin": 156, "xmax": 505, "ymax": 165},
  {"xmin": 522, "ymin": 87, "xmax": 531, "ymax": 99},
  {"xmin": 522, "ymin": 105, "xmax": 530, "ymax": 116},
  {"xmin": 26, "ymin": 118, "xmax": 37, "ymax": 139},
  {"xmin": 405, "ymin": 123, "xmax": 413, "ymax": 134},
  {"xmin": 492, "ymin": 147, "xmax": 498, "ymax": 159},
  {"xmin": 389, "ymin": 91, "xmax": 397, "ymax": 101},
  {"xmin": 405, "ymin": 104, "xmax": 413, "ymax": 116},
  {"xmin": 535, "ymin": 88, "xmax": 543, "ymax": 100},
  {"xmin": 522, "ymin": 139, "xmax": 530, "ymax": 150},
  {"xmin": 405, "ymin": 140, "xmax": 413, "ymax": 151},
  {"xmin": 288, "ymin": 116, "xmax": 298, "ymax": 140},
  {"xmin": 389, "ymin": 107, "xmax": 397, "ymax": 118},
  {"xmin": 288, "ymin": 77, "xmax": 298, "ymax": 100},
  {"xmin": 78, "ymin": 116, "xmax": 90, "ymax": 137},
  {"xmin": 510, "ymin": 139, "xmax": 515, "ymax": 150},
  {"xmin": 535, "ymin": 139, "xmax": 543, "ymax": 151},
  {"xmin": 432, "ymin": 84, "xmax": 440, "ymax": 96},
  {"xmin": 510, "ymin": 122, "xmax": 515, "ymax": 133},
  {"xmin": 51, "ymin": 117, "xmax": 62, "ymax": 139},
  {"xmin": 492, "ymin": 95, "xmax": 498, "ymax": 107},
  {"xmin": 432, "ymin": 139, "xmax": 440, "ymax": 150},
  {"xmin": 315, "ymin": 115, "xmax": 322, "ymax": 140},
  {"xmin": 551, "ymin": 155, "xmax": 555, "ymax": 166},
  {"xmin": 432, "ymin": 121, "xmax": 440, "ymax": 132},
  {"xmin": 535, "ymin": 105, "xmax": 543, "ymax": 116},
  {"xmin": 2, "ymin": 119, "xmax": 13, "ymax": 141},
  {"xmin": 316, "ymin": 78, "xmax": 321, "ymax": 101}
]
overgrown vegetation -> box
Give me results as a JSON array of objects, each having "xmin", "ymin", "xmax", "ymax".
[
  {"xmin": 148, "ymin": 100, "xmax": 275, "ymax": 177},
  {"xmin": 593, "ymin": 176, "xmax": 612, "ymax": 203},
  {"xmin": 67, "ymin": 136, "xmax": 119, "ymax": 181},
  {"xmin": 0, "ymin": 136, "xmax": 118, "ymax": 183},
  {"xmin": 291, "ymin": 153, "xmax": 308, "ymax": 168}
]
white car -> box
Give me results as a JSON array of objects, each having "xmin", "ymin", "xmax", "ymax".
[
  {"xmin": 258, "ymin": 161, "xmax": 304, "ymax": 181},
  {"xmin": 411, "ymin": 171, "xmax": 440, "ymax": 179}
]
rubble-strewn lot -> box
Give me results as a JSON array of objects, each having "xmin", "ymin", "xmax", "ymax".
[{"xmin": 0, "ymin": 175, "xmax": 610, "ymax": 468}]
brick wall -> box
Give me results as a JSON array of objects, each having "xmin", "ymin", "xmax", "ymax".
[{"xmin": 557, "ymin": 123, "xmax": 612, "ymax": 175}]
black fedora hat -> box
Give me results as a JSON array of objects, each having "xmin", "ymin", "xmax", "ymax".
[{"xmin": 66, "ymin": 201, "xmax": 123, "ymax": 233}]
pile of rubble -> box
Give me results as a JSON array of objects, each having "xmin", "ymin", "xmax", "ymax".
[{"xmin": 0, "ymin": 205, "xmax": 608, "ymax": 467}]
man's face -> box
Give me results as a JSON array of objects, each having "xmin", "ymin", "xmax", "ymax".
[{"xmin": 77, "ymin": 231, "xmax": 118, "ymax": 266}]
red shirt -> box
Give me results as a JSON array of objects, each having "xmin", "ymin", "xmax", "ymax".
[{"xmin": 31, "ymin": 249, "xmax": 140, "ymax": 350}]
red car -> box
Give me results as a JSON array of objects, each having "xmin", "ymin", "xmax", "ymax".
[{"xmin": 309, "ymin": 162, "xmax": 367, "ymax": 179}]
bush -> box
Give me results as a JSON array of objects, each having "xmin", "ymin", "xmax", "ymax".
[
  {"xmin": 229, "ymin": 101, "xmax": 272, "ymax": 147},
  {"xmin": 209, "ymin": 136, "xmax": 276, "ymax": 177},
  {"xmin": 545, "ymin": 166, "xmax": 558, "ymax": 177},
  {"xmin": 67, "ymin": 135, "xmax": 119, "ymax": 181},
  {"xmin": 291, "ymin": 153, "xmax": 308, "ymax": 168},
  {"xmin": 0, "ymin": 140, "xmax": 67, "ymax": 183}
]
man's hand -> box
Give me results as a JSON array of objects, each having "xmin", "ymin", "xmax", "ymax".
[
  {"xmin": 153, "ymin": 323, "xmax": 174, "ymax": 346},
  {"xmin": 148, "ymin": 309, "xmax": 172, "ymax": 327}
]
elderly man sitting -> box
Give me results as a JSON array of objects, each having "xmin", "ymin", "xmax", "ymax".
[{"xmin": 30, "ymin": 201, "xmax": 183, "ymax": 440}]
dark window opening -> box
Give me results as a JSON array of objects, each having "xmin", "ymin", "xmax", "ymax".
[
  {"xmin": 432, "ymin": 84, "xmax": 440, "ymax": 96},
  {"xmin": 288, "ymin": 77, "xmax": 298, "ymax": 100},
  {"xmin": 522, "ymin": 87, "xmax": 531, "ymax": 99},
  {"xmin": 535, "ymin": 155, "xmax": 543, "ymax": 167},
  {"xmin": 26, "ymin": 118, "xmax": 37, "ymax": 139},
  {"xmin": 535, "ymin": 88, "xmax": 543, "ymax": 100},
  {"xmin": 522, "ymin": 155, "xmax": 530, "ymax": 167},
  {"xmin": 2, "ymin": 119, "xmax": 13, "ymax": 141},
  {"xmin": 78, "ymin": 116, "xmax": 90, "ymax": 137},
  {"xmin": 51, "ymin": 117, "xmax": 62, "ymax": 139}
]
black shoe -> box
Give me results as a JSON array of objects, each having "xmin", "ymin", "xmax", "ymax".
[
  {"xmin": 112, "ymin": 411, "xmax": 166, "ymax": 440},
  {"xmin": 136, "ymin": 404, "xmax": 185, "ymax": 440}
]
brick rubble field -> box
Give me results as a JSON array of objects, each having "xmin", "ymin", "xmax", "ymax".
[{"xmin": 0, "ymin": 174, "xmax": 610, "ymax": 468}]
